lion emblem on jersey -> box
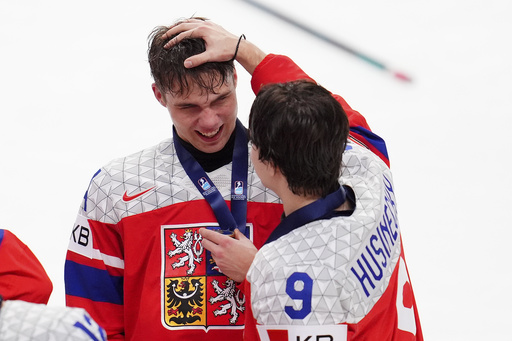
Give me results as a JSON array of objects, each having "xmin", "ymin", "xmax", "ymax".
[
  {"xmin": 210, "ymin": 279, "xmax": 245, "ymax": 324},
  {"xmin": 167, "ymin": 229, "xmax": 203, "ymax": 275}
]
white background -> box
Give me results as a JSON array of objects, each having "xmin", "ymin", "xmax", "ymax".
[{"xmin": 1, "ymin": 1, "xmax": 511, "ymax": 339}]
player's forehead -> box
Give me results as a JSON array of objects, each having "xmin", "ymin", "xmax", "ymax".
[
  {"xmin": 173, "ymin": 69, "xmax": 233, "ymax": 92},
  {"xmin": 168, "ymin": 74, "xmax": 235, "ymax": 103}
]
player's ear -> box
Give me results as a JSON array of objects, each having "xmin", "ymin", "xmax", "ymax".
[
  {"xmin": 232, "ymin": 68, "xmax": 238, "ymax": 88},
  {"xmin": 152, "ymin": 83, "xmax": 167, "ymax": 106}
]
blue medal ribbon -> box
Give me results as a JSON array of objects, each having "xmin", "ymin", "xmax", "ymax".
[
  {"xmin": 264, "ymin": 186, "xmax": 347, "ymax": 245},
  {"xmin": 174, "ymin": 119, "xmax": 248, "ymax": 234}
]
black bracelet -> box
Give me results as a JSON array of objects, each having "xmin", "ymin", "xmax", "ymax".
[{"xmin": 230, "ymin": 34, "xmax": 246, "ymax": 62}]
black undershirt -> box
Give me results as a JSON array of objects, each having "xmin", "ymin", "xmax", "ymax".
[{"xmin": 174, "ymin": 128, "xmax": 237, "ymax": 172}]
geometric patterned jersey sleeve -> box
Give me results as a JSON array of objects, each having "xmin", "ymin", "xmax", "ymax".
[{"xmin": 0, "ymin": 300, "xmax": 106, "ymax": 341}]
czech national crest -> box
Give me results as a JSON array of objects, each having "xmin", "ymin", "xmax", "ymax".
[{"xmin": 162, "ymin": 224, "xmax": 248, "ymax": 331}]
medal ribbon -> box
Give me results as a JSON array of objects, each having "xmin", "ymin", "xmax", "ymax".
[
  {"xmin": 264, "ymin": 186, "xmax": 347, "ymax": 245},
  {"xmin": 173, "ymin": 119, "xmax": 248, "ymax": 234}
]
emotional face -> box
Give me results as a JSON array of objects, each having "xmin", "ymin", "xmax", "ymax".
[{"xmin": 153, "ymin": 74, "xmax": 238, "ymax": 154}]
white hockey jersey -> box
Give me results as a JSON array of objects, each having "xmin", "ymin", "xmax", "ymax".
[{"xmin": 247, "ymin": 141, "xmax": 422, "ymax": 341}]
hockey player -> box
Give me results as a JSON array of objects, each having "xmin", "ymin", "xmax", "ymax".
[
  {"xmin": 165, "ymin": 19, "xmax": 424, "ymax": 341},
  {"xmin": 246, "ymin": 81, "xmax": 423, "ymax": 340},
  {"xmin": 64, "ymin": 17, "xmax": 284, "ymax": 340}
]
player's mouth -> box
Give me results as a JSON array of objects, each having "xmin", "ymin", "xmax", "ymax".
[{"xmin": 197, "ymin": 126, "xmax": 223, "ymax": 141}]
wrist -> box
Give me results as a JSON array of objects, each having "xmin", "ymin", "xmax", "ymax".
[
  {"xmin": 235, "ymin": 39, "xmax": 267, "ymax": 75},
  {"xmin": 230, "ymin": 34, "xmax": 246, "ymax": 62}
]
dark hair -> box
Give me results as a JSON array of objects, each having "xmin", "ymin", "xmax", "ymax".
[
  {"xmin": 147, "ymin": 17, "xmax": 235, "ymax": 96},
  {"xmin": 249, "ymin": 80, "xmax": 349, "ymax": 197}
]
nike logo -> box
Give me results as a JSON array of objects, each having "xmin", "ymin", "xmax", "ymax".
[{"xmin": 122, "ymin": 187, "xmax": 156, "ymax": 202}]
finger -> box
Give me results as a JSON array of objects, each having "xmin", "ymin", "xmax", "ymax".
[
  {"xmin": 161, "ymin": 19, "xmax": 206, "ymax": 41},
  {"xmin": 233, "ymin": 228, "xmax": 249, "ymax": 242},
  {"xmin": 200, "ymin": 235, "xmax": 220, "ymax": 254},
  {"xmin": 198, "ymin": 227, "xmax": 230, "ymax": 244},
  {"xmin": 182, "ymin": 52, "xmax": 214, "ymax": 69},
  {"xmin": 198, "ymin": 227, "xmax": 217, "ymax": 241},
  {"xmin": 163, "ymin": 30, "xmax": 192, "ymax": 49},
  {"xmin": 162, "ymin": 22, "xmax": 211, "ymax": 49}
]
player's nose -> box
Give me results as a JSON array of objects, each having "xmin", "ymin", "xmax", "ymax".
[{"xmin": 197, "ymin": 108, "xmax": 219, "ymax": 129}]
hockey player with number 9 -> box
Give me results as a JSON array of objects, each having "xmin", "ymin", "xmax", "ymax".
[{"xmin": 245, "ymin": 80, "xmax": 423, "ymax": 340}]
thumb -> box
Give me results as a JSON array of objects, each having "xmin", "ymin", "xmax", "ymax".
[{"xmin": 233, "ymin": 228, "xmax": 249, "ymax": 242}]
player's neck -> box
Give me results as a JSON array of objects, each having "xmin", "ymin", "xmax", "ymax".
[
  {"xmin": 277, "ymin": 186, "xmax": 319, "ymax": 217},
  {"xmin": 281, "ymin": 188, "xmax": 353, "ymax": 217}
]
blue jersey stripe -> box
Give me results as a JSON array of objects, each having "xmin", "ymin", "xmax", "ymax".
[
  {"xmin": 65, "ymin": 260, "xmax": 123, "ymax": 305},
  {"xmin": 0, "ymin": 229, "xmax": 4, "ymax": 247},
  {"xmin": 350, "ymin": 126, "xmax": 389, "ymax": 161}
]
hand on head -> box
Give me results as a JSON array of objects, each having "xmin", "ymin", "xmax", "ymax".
[{"xmin": 162, "ymin": 18, "xmax": 240, "ymax": 68}]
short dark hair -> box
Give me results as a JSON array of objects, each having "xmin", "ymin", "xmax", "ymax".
[
  {"xmin": 147, "ymin": 17, "xmax": 235, "ymax": 96},
  {"xmin": 249, "ymin": 80, "xmax": 349, "ymax": 197}
]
